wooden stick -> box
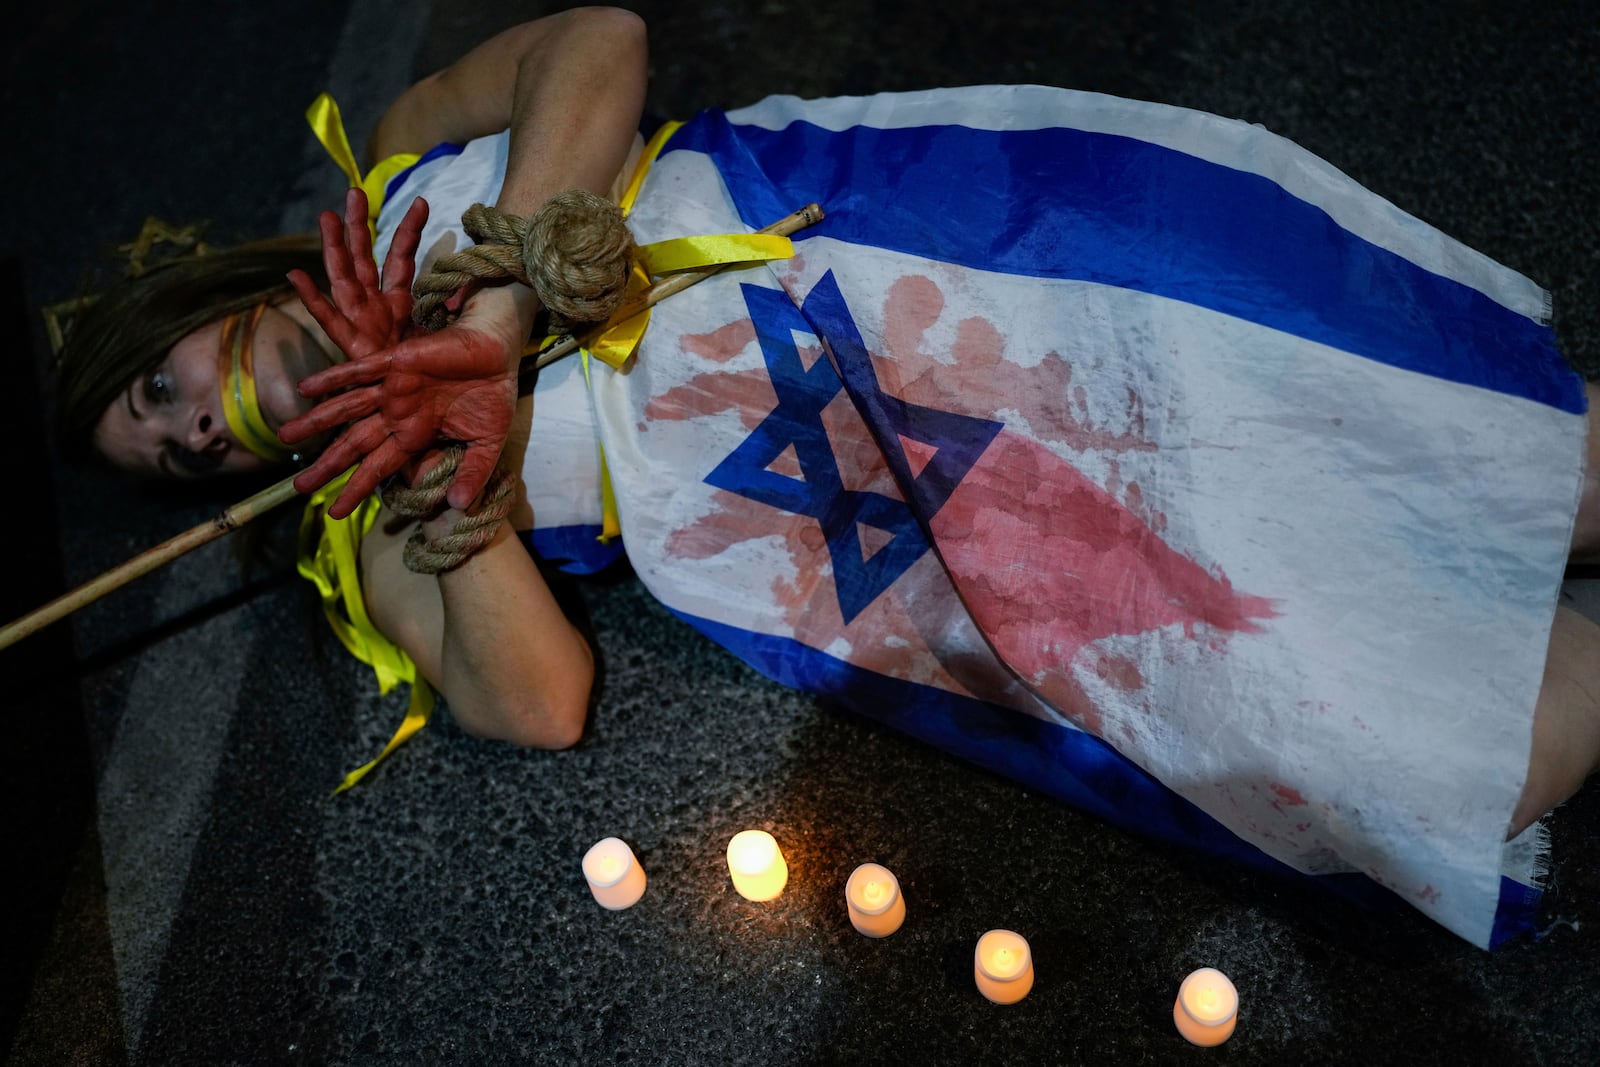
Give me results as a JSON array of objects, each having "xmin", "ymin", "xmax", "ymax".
[
  {"xmin": 0, "ymin": 203, "xmax": 825, "ymax": 651},
  {"xmin": 0, "ymin": 476, "xmax": 301, "ymax": 650}
]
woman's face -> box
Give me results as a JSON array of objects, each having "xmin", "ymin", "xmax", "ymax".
[{"xmin": 93, "ymin": 304, "xmax": 330, "ymax": 479}]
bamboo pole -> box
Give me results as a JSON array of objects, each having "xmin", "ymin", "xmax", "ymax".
[
  {"xmin": 0, "ymin": 476, "xmax": 302, "ymax": 650},
  {"xmin": 0, "ymin": 204, "xmax": 824, "ymax": 651}
]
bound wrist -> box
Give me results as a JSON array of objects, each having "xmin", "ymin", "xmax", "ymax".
[{"xmin": 379, "ymin": 446, "xmax": 519, "ymax": 575}]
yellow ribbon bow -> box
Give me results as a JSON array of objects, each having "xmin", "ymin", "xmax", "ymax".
[{"xmin": 304, "ymin": 93, "xmax": 421, "ymax": 231}]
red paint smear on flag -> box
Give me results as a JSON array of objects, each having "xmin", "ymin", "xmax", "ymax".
[
  {"xmin": 879, "ymin": 275, "xmax": 1157, "ymax": 457},
  {"xmin": 932, "ymin": 432, "xmax": 1278, "ymax": 730},
  {"xmin": 1270, "ymin": 783, "xmax": 1309, "ymax": 806},
  {"xmin": 652, "ymin": 278, "xmax": 1275, "ymax": 738},
  {"xmin": 644, "ymin": 364, "xmax": 774, "ymax": 431},
  {"xmin": 1094, "ymin": 653, "xmax": 1145, "ymax": 691},
  {"xmin": 665, "ymin": 489, "xmax": 1007, "ymax": 697},
  {"xmin": 683, "ymin": 318, "xmax": 757, "ymax": 364}
]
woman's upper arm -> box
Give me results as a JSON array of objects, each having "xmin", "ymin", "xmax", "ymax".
[
  {"xmin": 366, "ymin": 7, "xmax": 647, "ymax": 163},
  {"xmin": 359, "ymin": 513, "xmax": 448, "ymax": 685}
]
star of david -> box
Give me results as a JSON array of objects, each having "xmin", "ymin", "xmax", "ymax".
[{"xmin": 705, "ymin": 272, "xmax": 1003, "ymax": 623}]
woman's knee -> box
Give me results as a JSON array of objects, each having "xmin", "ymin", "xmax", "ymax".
[{"xmin": 1511, "ymin": 605, "xmax": 1600, "ymax": 837}]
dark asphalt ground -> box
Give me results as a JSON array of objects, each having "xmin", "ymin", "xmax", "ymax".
[{"xmin": 5, "ymin": 2, "xmax": 1599, "ymax": 1064}]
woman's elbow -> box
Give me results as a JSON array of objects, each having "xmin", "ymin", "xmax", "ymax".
[
  {"xmin": 529, "ymin": 680, "xmax": 592, "ymax": 751},
  {"xmin": 558, "ymin": 6, "xmax": 647, "ymax": 55},
  {"xmin": 450, "ymin": 666, "xmax": 593, "ymax": 751}
]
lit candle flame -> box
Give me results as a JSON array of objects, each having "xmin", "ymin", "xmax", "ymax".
[
  {"xmin": 726, "ymin": 830, "xmax": 788, "ymax": 901},
  {"xmin": 974, "ymin": 930, "xmax": 1033, "ymax": 1004},
  {"xmin": 845, "ymin": 863, "xmax": 905, "ymax": 937}
]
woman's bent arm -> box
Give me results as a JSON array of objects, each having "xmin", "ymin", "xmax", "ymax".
[
  {"xmin": 368, "ymin": 6, "xmax": 649, "ymax": 207},
  {"xmin": 299, "ymin": 9, "xmax": 646, "ymax": 736},
  {"xmin": 360, "ymin": 505, "xmax": 594, "ymax": 749}
]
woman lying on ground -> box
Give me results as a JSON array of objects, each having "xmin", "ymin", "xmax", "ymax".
[
  {"xmin": 55, "ymin": 7, "xmax": 1600, "ymax": 947},
  {"xmin": 61, "ymin": 8, "xmax": 650, "ymax": 753}
]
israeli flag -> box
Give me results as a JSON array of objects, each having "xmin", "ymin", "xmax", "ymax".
[
  {"xmin": 592, "ymin": 86, "xmax": 1586, "ymax": 949},
  {"xmin": 373, "ymin": 84, "xmax": 1585, "ymax": 948}
]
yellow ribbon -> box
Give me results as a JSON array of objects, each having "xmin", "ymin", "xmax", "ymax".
[
  {"xmin": 304, "ymin": 93, "xmax": 420, "ymax": 229},
  {"xmin": 518, "ymin": 120, "xmax": 798, "ymax": 544},
  {"xmin": 618, "ymin": 120, "xmax": 682, "ymax": 213},
  {"xmin": 218, "ymin": 305, "xmax": 295, "ymax": 462},
  {"xmin": 298, "ymin": 471, "xmax": 435, "ymax": 793},
  {"xmin": 636, "ymin": 233, "xmax": 797, "ymax": 276},
  {"xmin": 565, "ymin": 121, "xmax": 797, "ymax": 370},
  {"xmin": 296, "ymin": 108, "xmax": 804, "ymax": 782}
]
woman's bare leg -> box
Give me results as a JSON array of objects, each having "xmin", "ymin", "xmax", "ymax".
[
  {"xmin": 1573, "ymin": 381, "xmax": 1599, "ymax": 562},
  {"xmin": 1509, "ymin": 605, "xmax": 1600, "ymax": 837}
]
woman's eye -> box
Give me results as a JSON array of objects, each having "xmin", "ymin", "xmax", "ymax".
[{"xmin": 142, "ymin": 370, "xmax": 172, "ymax": 406}]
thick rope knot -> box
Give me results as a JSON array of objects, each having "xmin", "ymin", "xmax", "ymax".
[
  {"xmin": 411, "ymin": 189, "xmax": 634, "ymax": 332},
  {"xmin": 380, "ymin": 446, "xmax": 518, "ymax": 575}
]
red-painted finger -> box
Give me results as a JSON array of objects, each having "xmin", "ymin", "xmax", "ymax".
[
  {"xmin": 287, "ymin": 270, "xmax": 362, "ymax": 355},
  {"xmin": 331, "ymin": 438, "xmax": 410, "ymax": 519},
  {"xmin": 295, "ymin": 354, "xmax": 391, "ymax": 397},
  {"xmin": 279, "ymin": 386, "xmax": 382, "ymax": 442},
  {"xmin": 446, "ymin": 439, "xmax": 504, "ymax": 510},
  {"xmin": 318, "ymin": 209, "xmax": 358, "ymax": 293},
  {"xmin": 382, "ymin": 196, "xmax": 428, "ymax": 299},
  {"xmin": 343, "ymin": 188, "xmax": 381, "ymax": 295},
  {"xmin": 293, "ymin": 443, "xmax": 356, "ymax": 496},
  {"xmin": 294, "ymin": 419, "xmax": 385, "ymax": 500}
]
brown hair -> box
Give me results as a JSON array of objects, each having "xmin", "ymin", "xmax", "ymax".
[{"xmin": 54, "ymin": 236, "xmax": 328, "ymax": 456}]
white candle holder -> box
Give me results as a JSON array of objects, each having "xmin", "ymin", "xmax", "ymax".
[
  {"xmin": 581, "ymin": 837, "xmax": 648, "ymax": 910},
  {"xmin": 844, "ymin": 863, "xmax": 906, "ymax": 937},
  {"xmin": 974, "ymin": 929, "xmax": 1034, "ymax": 1004},
  {"xmin": 726, "ymin": 830, "xmax": 788, "ymax": 901},
  {"xmin": 1173, "ymin": 967, "xmax": 1238, "ymax": 1046}
]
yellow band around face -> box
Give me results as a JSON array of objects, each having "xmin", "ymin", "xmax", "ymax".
[{"xmin": 218, "ymin": 304, "xmax": 295, "ymax": 462}]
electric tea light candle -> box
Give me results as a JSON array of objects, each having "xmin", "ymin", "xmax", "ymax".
[
  {"xmin": 844, "ymin": 863, "xmax": 906, "ymax": 937},
  {"xmin": 581, "ymin": 837, "xmax": 648, "ymax": 910},
  {"xmin": 726, "ymin": 830, "xmax": 788, "ymax": 901},
  {"xmin": 973, "ymin": 929, "xmax": 1034, "ymax": 1004},
  {"xmin": 1173, "ymin": 968, "xmax": 1238, "ymax": 1046}
]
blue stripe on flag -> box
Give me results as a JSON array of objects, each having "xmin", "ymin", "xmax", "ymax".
[
  {"xmin": 519, "ymin": 524, "xmax": 624, "ymax": 575},
  {"xmin": 384, "ymin": 140, "xmax": 466, "ymax": 205},
  {"xmin": 666, "ymin": 111, "xmax": 1582, "ymax": 414},
  {"xmin": 1491, "ymin": 876, "xmax": 1545, "ymax": 949},
  {"xmin": 658, "ymin": 603, "xmax": 1508, "ymax": 928}
]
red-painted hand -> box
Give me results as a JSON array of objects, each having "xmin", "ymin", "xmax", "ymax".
[
  {"xmin": 287, "ymin": 187, "xmax": 426, "ymax": 361},
  {"xmin": 288, "ymin": 326, "xmax": 519, "ymax": 518},
  {"xmin": 281, "ymin": 188, "xmax": 525, "ymax": 519}
]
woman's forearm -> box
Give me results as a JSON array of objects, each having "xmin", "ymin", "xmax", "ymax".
[
  {"xmin": 360, "ymin": 506, "xmax": 595, "ymax": 749},
  {"xmin": 370, "ymin": 6, "xmax": 649, "ymax": 204},
  {"xmin": 370, "ymin": 7, "xmax": 650, "ymax": 405},
  {"xmin": 494, "ymin": 8, "xmax": 649, "ymax": 216},
  {"xmin": 431, "ymin": 521, "xmax": 595, "ymax": 748}
]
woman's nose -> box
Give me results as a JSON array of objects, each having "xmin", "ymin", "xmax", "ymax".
[{"xmin": 186, "ymin": 407, "xmax": 226, "ymax": 452}]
